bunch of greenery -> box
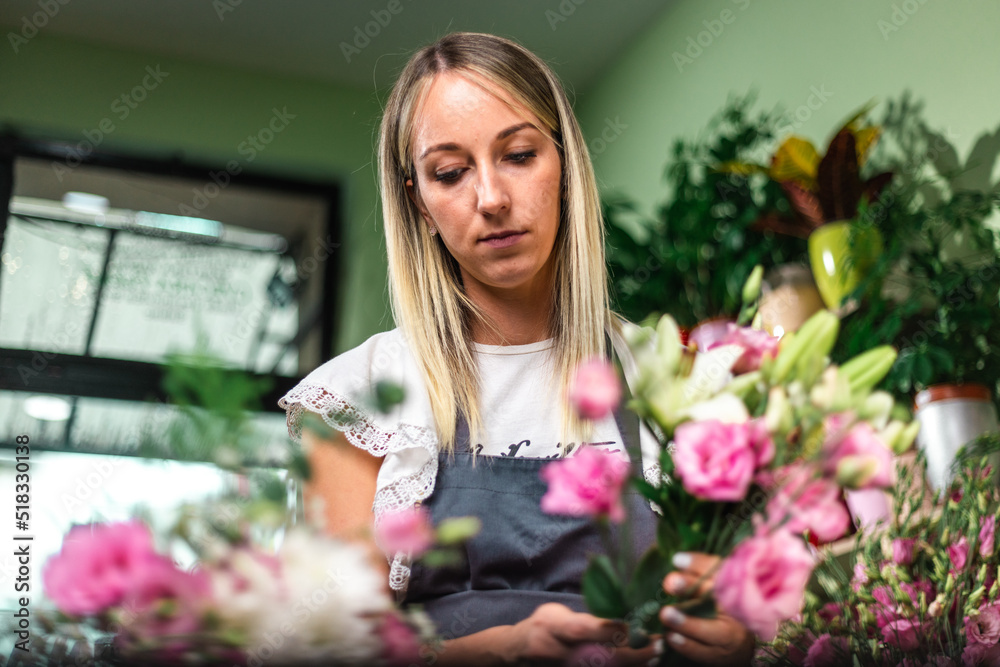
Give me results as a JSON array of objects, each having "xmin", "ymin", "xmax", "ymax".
[
  {"xmin": 604, "ymin": 93, "xmax": 806, "ymax": 327},
  {"xmin": 830, "ymin": 95, "xmax": 1000, "ymax": 412}
]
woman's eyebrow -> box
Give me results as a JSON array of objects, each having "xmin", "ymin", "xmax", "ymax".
[{"xmin": 418, "ymin": 122, "xmax": 538, "ymax": 160}]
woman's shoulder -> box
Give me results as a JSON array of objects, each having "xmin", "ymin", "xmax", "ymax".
[{"xmin": 278, "ymin": 328, "xmax": 430, "ymax": 445}]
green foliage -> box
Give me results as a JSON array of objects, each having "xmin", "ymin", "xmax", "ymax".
[
  {"xmin": 830, "ymin": 96, "xmax": 1000, "ymax": 412},
  {"xmin": 605, "ymin": 93, "xmax": 807, "ymax": 327}
]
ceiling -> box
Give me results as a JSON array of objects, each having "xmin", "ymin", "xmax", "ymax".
[{"xmin": 0, "ymin": 0, "xmax": 673, "ymax": 95}]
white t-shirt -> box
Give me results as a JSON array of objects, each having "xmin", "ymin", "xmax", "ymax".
[{"xmin": 279, "ymin": 326, "xmax": 662, "ymax": 594}]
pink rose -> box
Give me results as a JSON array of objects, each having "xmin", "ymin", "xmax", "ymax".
[
  {"xmin": 981, "ymin": 517, "xmax": 997, "ymax": 558},
  {"xmin": 767, "ymin": 465, "xmax": 850, "ymax": 543},
  {"xmin": 673, "ymin": 420, "xmax": 759, "ymax": 502},
  {"xmin": 881, "ymin": 618, "xmax": 931, "ymax": 652},
  {"xmin": 568, "ymin": 360, "xmax": 621, "ymax": 420},
  {"xmin": 893, "ymin": 538, "xmax": 917, "ymax": 566},
  {"xmin": 540, "ymin": 446, "xmax": 630, "ymax": 522},
  {"xmin": 710, "ymin": 323, "xmax": 780, "ymax": 374},
  {"xmin": 120, "ymin": 557, "xmax": 211, "ymax": 652},
  {"xmin": 42, "ymin": 521, "xmax": 161, "ymax": 615},
  {"xmin": 376, "ymin": 506, "xmax": 435, "ymax": 556},
  {"xmin": 715, "ymin": 527, "xmax": 815, "ymax": 641},
  {"xmin": 803, "ymin": 633, "xmax": 848, "ymax": 667},
  {"xmin": 748, "ymin": 419, "xmax": 775, "ymax": 468},
  {"xmin": 824, "ymin": 416, "xmax": 894, "ymax": 489},
  {"xmin": 967, "ymin": 605, "xmax": 1000, "ymax": 645},
  {"xmin": 379, "ymin": 613, "xmax": 421, "ymax": 666},
  {"xmin": 950, "ymin": 536, "xmax": 970, "ymax": 572}
]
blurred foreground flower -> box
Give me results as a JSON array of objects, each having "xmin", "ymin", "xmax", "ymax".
[
  {"xmin": 540, "ymin": 446, "xmax": 630, "ymax": 522},
  {"xmin": 568, "ymin": 359, "xmax": 622, "ymax": 420}
]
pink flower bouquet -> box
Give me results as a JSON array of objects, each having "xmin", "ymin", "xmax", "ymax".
[
  {"xmin": 757, "ymin": 433, "xmax": 1000, "ymax": 666},
  {"xmin": 541, "ymin": 269, "xmax": 920, "ymax": 659}
]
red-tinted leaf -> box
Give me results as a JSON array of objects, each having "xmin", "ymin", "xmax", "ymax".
[
  {"xmin": 780, "ymin": 181, "xmax": 825, "ymax": 227},
  {"xmin": 862, "ymin": 171, "xmax": 894, "ymax": 204},
  {"xmin": 817, "ymin": 129, "xmax": 862, "ymax": 221}
]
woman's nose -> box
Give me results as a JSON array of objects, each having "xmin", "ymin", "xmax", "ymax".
[{"xmin": 474, "ymin": 166, "xmax": 510, "ymax": 216}]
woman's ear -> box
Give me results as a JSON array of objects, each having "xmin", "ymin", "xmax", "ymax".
[{"xmin": 405, "ymin": 178, "xmax": 432, "ymax": 226}]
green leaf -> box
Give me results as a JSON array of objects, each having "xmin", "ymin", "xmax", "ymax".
[
  {"xmin": 582, "ymin": 555, "xmax": 628, "ymax": 619},
  {"xmin": 625, "ymin": 547, "xmax": 671, "ymax": 613},
  {"xmin": 678, "ymin": 523, "xmax": 706, "ymax": 552},
  {"xmin": 631, "ymin": 477, "xmax": 662, "ymax": 506},
  {"xmin": 657, "ymin": 519, "xmax": 679, "ymax": 555}
]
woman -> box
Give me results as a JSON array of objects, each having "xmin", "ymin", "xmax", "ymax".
[{"xmin": 281, "ymin": 32, "xmax": 754, "ymax": 666}]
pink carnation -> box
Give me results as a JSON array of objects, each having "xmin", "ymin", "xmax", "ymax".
[
  {"xmin": 803, "ymin": 633, "xmax": 849, "ymax": 667},
  {"xmin": 950, "ymin": 536, "xmax": 970, "ymax": 572},
  {"xmin": 823, "ymin": 416, "xmax": 894, "ymax": 489},
  {"xmin": 568, "ymin": 360, "xmax": 621, "ymax": 421},
  {"xmin": 120, "ymin": 557, "xmax": 211, "ymax": 652},
  {"xmin": 981, "ymin": 517, "xmax": 997, "ymax": 558},
  {"xmin": 710, "ymin": 323, "xmax": 780, "ymax": 375},
  {"xmin": 852, "ymin": 561, "xmax": 870, "ymax": 592},
  {"xmin": 673, "ymin": 420, "xmax": 760, "ymax": 502},
  {"xmin": 893, "ymin": 538, "xmax": 917, "ymax": 566},
  {"xmin": 715, "ymin": 527, "xmax": 815, "ymax": 641},
  {"xmin": 966, "ymin": 605, "xmax": 1000, "ymax": 646},
  {"xmin": 767, "ymin": 465, "xmax": 850, "ymax": 543},
  {"xmin": 379, "ymin": 613, "xmax": 421, "ymax": 666},
  {"xmin": 540, "ymin": 446, "xmax": 630, "ymax": 522},
  {"xmin": 376, "ymin": 506, "xmax": 435, "ymax": 556},
  {"xmin": 42, "ymin": 521, "xmax": 161, "ymax": 616},
  {"xmin": 881, "ymin": 618, "xmax": 931, "ymax": 652},
  {"xmin": 962, "ymin": 641, "xmax": 1000, "ymax": 666}
]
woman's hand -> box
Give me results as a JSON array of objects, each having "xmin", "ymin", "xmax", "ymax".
[
  {"xmin": 658, "ymin": 553, "xmax": 755, "ymax": 666},
  {"xmin": 503, "ymin": 602, "xmax": 663, "ymax": 666}
]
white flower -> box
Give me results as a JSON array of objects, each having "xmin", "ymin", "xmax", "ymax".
[{"xmin": 267, "ymin": 528, "xmax": 391, "ymax": 664}]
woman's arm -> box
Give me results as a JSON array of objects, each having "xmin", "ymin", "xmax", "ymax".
[{"xmin": 301, "ymin": 428, "xmax": 389, "ymax": 590}]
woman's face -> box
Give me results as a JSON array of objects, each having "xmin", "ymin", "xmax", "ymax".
[{"xmin": 407, "ymin": 71, "xmax": 562, "ymax": 299}]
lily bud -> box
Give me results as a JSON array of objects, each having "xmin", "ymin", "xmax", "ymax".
[
  {"xmin": 859, "ymin": 391, "xmax": 895, "ymax": 429},
  {"xmin": 836, "ymin": 455, "xmax": 880, "ymax": 489},
  {"xmin": 742, "ymin": 264, "xmax": 764, "ymax": 304},
  {"xmin": 655, "ymin": 315, "xmax": 683, "ymax": 374},
  {"xmin": 765, "ymin": 386, "xmax": 794, "ymax": 436}
]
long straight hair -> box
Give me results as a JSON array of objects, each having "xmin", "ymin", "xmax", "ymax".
[{"xmin": 378, "ymin": 32, "xmax": 613, "ymax": 451}]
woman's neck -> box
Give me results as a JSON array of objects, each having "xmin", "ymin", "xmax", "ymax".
[{"xmin": 465, "ymin": 276, "xmax": 555, "ymax": 346}]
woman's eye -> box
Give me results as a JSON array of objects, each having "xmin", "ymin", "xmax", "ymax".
[
  {"xmin": 506, "ymin": 150, "xmax": 536, "ymax": 164},
  {"xmin": 434, "ymin": 169, "xmax": 463, "ymax": 184}
]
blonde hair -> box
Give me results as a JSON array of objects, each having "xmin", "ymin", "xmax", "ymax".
[{"xmin": 378, "ymin": 32, "xmax": 613, "ymax": 451}]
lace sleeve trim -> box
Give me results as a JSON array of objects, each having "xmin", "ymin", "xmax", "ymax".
[{"xmin": 279, "ymin": 384, "xmax": 439, "ymax": 593}]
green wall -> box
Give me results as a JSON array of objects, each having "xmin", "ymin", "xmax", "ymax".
[
  {"xmin": 0, "ymin": 32, "xmax": 388, "ymax": 353},
  {"xmin": 577, "ymin": 0, "xmax": 1000, "ymax": 219}
]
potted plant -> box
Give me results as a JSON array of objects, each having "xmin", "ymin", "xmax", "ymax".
[
  {"xmin": 829, "ymin": 97, "xmax": 1000, "ymax": 488},
  {"xmin": 717, "ymin": 104, "xmax": 894, "ymax": 311},
  {"xmin": 604, "ymin": 94, "xmax": 806, "ymax": 330}
]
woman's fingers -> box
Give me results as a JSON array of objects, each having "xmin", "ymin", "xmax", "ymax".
[
  {"xmin": 662, "ymin": 551, "xmax": 720, "ymax": 597},
  {"xmin": 659, "ymin": 606, "xmax": 754, "ymax": 666}
]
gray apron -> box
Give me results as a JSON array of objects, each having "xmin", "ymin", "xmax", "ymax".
[{"xmin": 402, "ymin": 397, "xmax": 658, "ymax": 638}]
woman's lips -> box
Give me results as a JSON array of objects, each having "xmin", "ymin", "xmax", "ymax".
[{"xmin": 481, "ymin": 231, "xmax": 526, "ymax": 249}]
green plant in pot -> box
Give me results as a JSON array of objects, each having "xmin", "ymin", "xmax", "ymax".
[
  {"xmin": 719, "ymin": 106, "xmax": 894, "ymax": 311},
  {"xmin": 604, "ymin": 94, "xmax": 806, "ymax": 329}
]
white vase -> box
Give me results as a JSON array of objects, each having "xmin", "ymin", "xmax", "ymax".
[{"xmin": 915, "ymin": 384, "xmax": 1000, "ymax": 492}]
